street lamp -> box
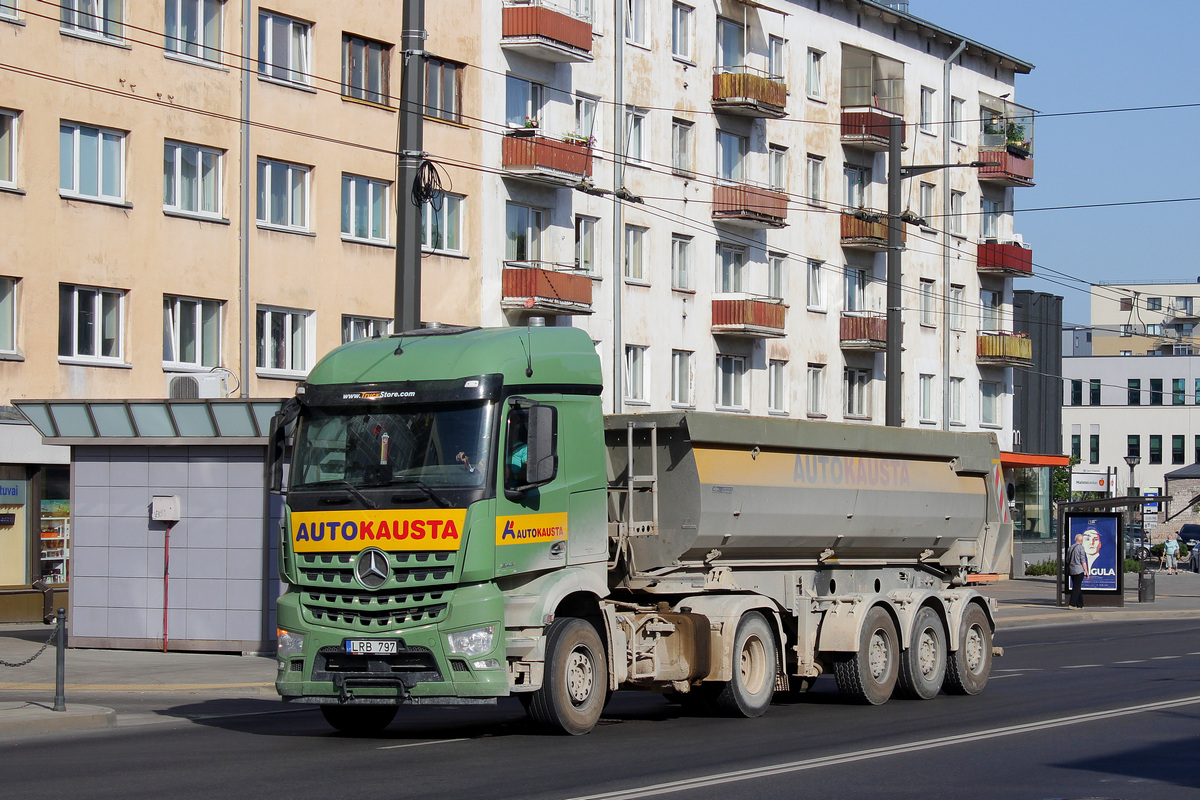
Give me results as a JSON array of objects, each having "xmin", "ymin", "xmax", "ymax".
[{"xmin": 1123, "ymin": 455, "xmax": 1140, "ymax": 497}]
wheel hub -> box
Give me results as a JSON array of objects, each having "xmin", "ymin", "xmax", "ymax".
[
  {"xmin": 740, "ymin": 636, "xmax": 767, "ymax": 694},
  {"xmin": 566, "ymin": 647, "xmax": 594, "ymax": 705},
  {"xmin": 917, "ymin": 630, "xmax": 937, "ymax": 677},
  {"xmin": 868, "ymin": 630, "xmax": 890, "ymax": 681},
  {"xmin": 964, "ymin": 625, "xmax": 984, "ymax": 673}
]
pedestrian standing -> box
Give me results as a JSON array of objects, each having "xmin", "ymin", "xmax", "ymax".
[
  {"xmin": 1066, "ymin": 532, "xmax": 1087, "ymax": 609},
  {"xmin": 1163, "ymin": 534, "xmax": 1180, "ymax": 575}
]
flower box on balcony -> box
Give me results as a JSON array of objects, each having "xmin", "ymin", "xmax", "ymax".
[{"xmin": 502, "ymin": 134, "xmax": 593, "ymax": 186}]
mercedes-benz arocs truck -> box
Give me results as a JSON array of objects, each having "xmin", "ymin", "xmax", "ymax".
[{"xmin": 271, "ymin": 323, "xmax": 1009, "ymax": 735}]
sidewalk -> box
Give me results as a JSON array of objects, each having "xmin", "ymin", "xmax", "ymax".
[{"xmin": 2, "ymin": 572, "xmax": 1198, "ymax": 739}]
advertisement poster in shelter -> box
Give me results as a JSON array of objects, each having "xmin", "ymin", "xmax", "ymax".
[{"xmin": 1067, "ymin": 513, "xmax": 1120, "ymax": 592}]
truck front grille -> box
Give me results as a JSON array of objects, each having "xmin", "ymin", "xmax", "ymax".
[{"xmin": 295, "ymin": 551, "xmax": 456, "ymax": 631}]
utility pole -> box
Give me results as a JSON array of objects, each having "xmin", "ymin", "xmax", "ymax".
[{"xmin": 394, "ymin": 0, "xmax": 426, "ymax": 332}]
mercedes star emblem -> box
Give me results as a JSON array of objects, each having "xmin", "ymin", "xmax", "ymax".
[{"xmin": 354, "ymin": 548, "xmax": 390, "ymax": 590}]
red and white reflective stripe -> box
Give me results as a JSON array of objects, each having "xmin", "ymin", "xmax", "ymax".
[{"xmin": 994, "ymin": 465, "xmax": 1010, "ymax": 523}]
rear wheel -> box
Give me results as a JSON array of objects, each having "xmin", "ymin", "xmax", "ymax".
[
  {"xmin": 712, "ymin": 611, "xmax": 777, "ymax": 718},
  {"xmin": 944, "ymin": 604, "xmax": 992, "ymax": 695},
  {"xmin": 320, "ymin": 704, "xmax": 397, "ymax": 735},
  {"xmin": 896, "ymin": 607, "xmax": 947, "ymax": 700},
  {"xmin": 526, "ymin": 617, "xmax": 607, "ymax": 735},
  {"xmin": 834, "ymin": 606, "xmax": 899, "ymax": 705}
]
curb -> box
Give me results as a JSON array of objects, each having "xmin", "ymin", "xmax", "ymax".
[{"xmin": 0, "ymin": 703, "xmax": 116, "ymax": 738}]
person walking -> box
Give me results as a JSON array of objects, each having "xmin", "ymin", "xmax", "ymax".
[
  {"xmin": 1163, "ymin": 534, "xmax": 1180, "ymax": 575},
  {"xmin": 1066, "ymin": 532, "xmax": 1087, "ymax": 609}
]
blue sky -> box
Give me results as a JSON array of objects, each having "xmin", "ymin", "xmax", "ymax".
[{"xmin": 910, "ymin": 0, "xmax": 1200, "ymax": 327}]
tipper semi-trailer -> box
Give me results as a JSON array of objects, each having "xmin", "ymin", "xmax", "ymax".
[{"xmin": 271, "ymin": 322, "xmax": 1010, "ymax": 735}]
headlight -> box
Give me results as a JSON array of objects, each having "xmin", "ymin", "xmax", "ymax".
[
  {"xmin": 277, "ymin": 628, "xmax": 304, "ymax": 659},
  {"xmin": 446, "ymin": 625, "xmax": 495, "ymax": 657}
]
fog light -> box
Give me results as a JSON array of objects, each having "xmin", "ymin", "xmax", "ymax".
[
  {"xmin": 472, "ymin": 658, "xmax": 501, "ymax": 669},
  {"xmin": 277, "ymin": 628, "xmax": 304, "ymax": 659},
  {"xmin": 446, "ymin": 625, "xmax": 495, "ymax": 657}
]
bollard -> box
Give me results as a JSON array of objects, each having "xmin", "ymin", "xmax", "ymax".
[
  {"xmin": 1138, "ymin": 569, "xmax": 1155, "ymax": 604},
  {"xmin": 53, "ymin": 607, "xmax": 66, "ymax": 712}
]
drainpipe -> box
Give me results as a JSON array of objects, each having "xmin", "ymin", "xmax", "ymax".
[
  {"xmin": 942, "ymin": 39, "xmax": 966, "ymax": 429},
  {"xmin": 238, "ymin": 0, "xmax": 252, "ymax": 397},
  {"xmin": 611, "ymin": 2, "xmax": 625, "ymax": 413}
]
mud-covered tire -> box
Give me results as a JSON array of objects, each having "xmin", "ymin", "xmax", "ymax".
[
  {"xmin": 526, "ymin": 617, "xmax": 607, "ymax": 735},
  {"xmin": 834, "ymin": 606, "xmax": 899, "ymax": 705},
  {"xmin": 944, "ymin": 603, "xmax": 992, "ymax": 696},
  {"xmin": 320, "ymin": 704, "xmax": 397, "ymax": 735},
  {"xmin": 712, "ymin": 612, "xmax": 777, "ymax": 718},
  {"xmin": 896, "ymin": 607, "xmax": 947, "ymax": 700}
]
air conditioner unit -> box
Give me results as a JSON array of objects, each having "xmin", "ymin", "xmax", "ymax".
[{"xmin": 166, "ymin": 373, "xmax": 228, "ymax": 399}]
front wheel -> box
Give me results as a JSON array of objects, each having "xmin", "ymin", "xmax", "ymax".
[
  {"xmin": 712, "ymin": 611, "xmax": 777, "ymax": 718},
  {"xmin": 943, "ymin": 604, "xmax": 993, "ymax": 695},
  {"xmin": 525, "ymin": 617, "xmax": 608, "ymax": 735},
  {"xmin": 834, "ymin": 606, "xmax": 899, "ymax": 705},
  {"xmin": 320, "ymin": 704, "xmax": 397, "ymax": 735}
]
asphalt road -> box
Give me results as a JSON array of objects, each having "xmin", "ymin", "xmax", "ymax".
[{"xmin": 2, "ymin": 618, "xmax": 1198, "ymax": 800}]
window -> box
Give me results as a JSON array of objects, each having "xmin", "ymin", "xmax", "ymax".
[
  {"xmin": 61, "ymin": 0, "xmax": 122, "ymax": 41},
  {"xmin": 844, "ymin": 164, "xmax": 869, "ymax": 208},
  {"xmin": 950, "ymin": 97, "xmax": 964, "ymax": 142},
  {"xmin": 421, "ymin": 192, "xmax": 462, "ymax": 253},
  {"xmin": 1150, "ymin": 378, "xmax": 1163, "ymax": 405},
  {"xmin": 342, "ymin": 315, "xmax": 390, "ymax": 343},
  {"xmin": 920, "ymin": 279, "xmax": 936, "ymax": 326},
  {"xmin": 949, "ymin": 284, "xmax": 965, "ymax": 330},
  {"xmin": 716, "ymin": 355, "xmax": 746, "ymax": 410},
  {"xmin": 1127, "ymin": 434, "xmax": 1141, "ymax": 459},
  {"xmin": 625, "ymin": 0, "xmax": 646, "ymax": 46},
  {"xmin": 841, "ymin": 46, "xmax": 903, "ymax": 114},
  {"xmin": 625, "ymin": 106, "xmax": 647, "ymax": 162},
  {"xmin": 1149, "ymin": 434, "xmax": 1162, "ymax": 465},
  {"xmin": 1070, "ymin": 379, "xmax": 1082, "ymax": 406},
  {"xmin": 949, "ymin": 377, "xmax": 964, "ymax": 424},
  {"xmin": 1089, "ymin": 433, "xmax": 1099, "ymax": 465},
  {"xmin": 919, "ymin": 87, "xmax": 935, "ymax": 133},
  {"xmin": 769, "ymin": 360, "xmax": 788, "ymax": 413},
  {"xmin": 624, "ymin": 225, "xmax": 646, "ymax": 282},
  {"xmin": 258, "ymin": 11, "xmax": 310, "ymax": 86},
  {"xmin": 1147, "ymin": 323, "xmax": 1162, "ymax": 337},
  {"xmin": 980, "ymin": 380, "xmax": 1000, "ymax": 426},
  {"xmin": 806, "ymin": 49, "xmax": 824, "ymax": 99},
  {"xmin": 1176, "ymin": 296, "xmax": 1195, "ymax": 315},
  {"xmin": 59, "ymin": 284, "xmax": 123, "ymax": 362},
  {"xmin": 1173, "ymin": 435, "xmax": 1185, "ymax": 465},
  {"xmin": 163, "ymin": 295, "xmax": 220, "ymax": 367},
  {"xmin": 1071, "ymin": 434, "xmax": 1081, "ymax": 461},
  {"xmin": 256, "ymin": 306, "xmax": 312, "ymax": 374},
  {"xmin": 980, "ymin": 289, "xmax": 1001, "ymax": 331},
  {"xmin": 0, "ymin": 0, "xmax": 15, "ymax": 21},
  {"xmin": 716, "ymin": 18, "xmax": 744, "ymax": 67},
  {"xmin": 1, "ymin": 109, "xmax": 16, "ymax": 188},
  {"xmin": 575, "ymin": 216, "xmax": 597, "ymax": 275},
  {"xmin": 668, "ymin": 118, "xmax": 693, "ymax": 177},
  {"xmin": 1196, "ymin": 435, "xmax": 1200, "ymax": 463},
  {"xmin": 919, "ymin": 182, "xmax": 936, "ymax": 227},
  {"xmin": 768, "ymin": 35, "xmax": 786, "ymax": 80},
  {"xmin": 341, "ymin": 174, "xmax": 389, "ymax": 243},
  {"xmin": 769, "ymin": 145, "xmax": 787, "ymax": 191},
  {"xmin": 671, "ymin": 2, "xmax": 692, "ymax": 60},
  {"xmin": 806, "ymin": 154, "xmax": 824, "ymax": 204},
  {"xmin": 1173, "ymin": 378, "xmax": 1186, "ymax": 405},
  {"xmin": 982, "ymin": 198, "xmax": 1001, "ymax": 240},
  {"xmin": 575, "ymin": 94, "xmax": 598, "ymax": 143},
  {"xmin": 343, "ymin": 34, "xmax": 390, "ymax": 105},
  {"xmin": 844, "ymin": 367, "xmax": 870, "ymax": 417},
  {"xmin": 163, "ymin": 141, "xmax": 221, "ymax": 217},
  {"xmin": 256, "ymin": 158, "xmax": 309, "ymax": 231},
  {"xmin": 671, "ymin": 350, "xmax": 693, "ymax": 406},
  {"xmin": 59, "ymin": 122, "xmax": 125, "ymax": 202},
  {"xmin": 1119, "ymin": 297, "xmax": 1133, "ymax": 311},
  {"xmin": 949, "ymin": 190, "xmax": 965, "ymax": 236},
  {"xmin": 165, "ymin": 0, "xmax": 220, "ymax": 63},
  {"xmin": 807, "ymin": 364, "xmax": 824, "ymax": 416},
  {"xmin": 671, "ymin": 234, "xmax": 693, "ymax": 290},
  {"xmin": 0, "ymin": 276, "xmax": 15, "ymax": 354},
  {"xmin": 1089, "ymin": 378, "xmax": 1101, "ymax": 406},
  {"xmin": 919, "ymin": 374, "xmax": 934, "ymax": 421},
  {"xmin": 1127, "ymin": 378, "xmax": 1141, "ymax": 405},
  {"xmin": 1147, "ymin": 297, "xmax": 1162, "ymax": 311},
  {"xmin": 625, "ymin": 345, "xmax": 647, "ymax": 402},
  {"xmin": 1120, "ymin": 324, "xmax": 1133, "ymax": 337},
  {"xmin": 716, "ymin": 244, "xmax": 744, "ymax": 293},
  {"xmin": 506, "ymin": 202, "xmax": 543, "ymax": 262},
  {"xmin": 768, "ymin": 253, "xmax": 786, "ymax": 301},
  {"xmin": 506, "ymin": 75, "xmax": 543, "ymax": 127},
  {"xmin": 426, "ymin": 58, "xmax": 462, "ymax": 122},
  {"xmin": 843, "ymin": 267, "xmax": 865, "ymax": 312},
  {"xmin": 717, "ymin": 130, "xmax": 745, "ymax": 181},
  {"xmin": 807, "ymin": 259, "xmax": 825, "ymax": 310},
  {"xmin": 1196, "ymin": 377, "xmax": 1200, "ymax": 404}
]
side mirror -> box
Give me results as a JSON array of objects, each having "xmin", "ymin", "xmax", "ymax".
[
  {"xmin": 268, "ymin": 397, "xmax": 300, "ymax": 493},
  {"xmin": 524, "ymin": 404, "xmax": 558, "ymax": 486}
]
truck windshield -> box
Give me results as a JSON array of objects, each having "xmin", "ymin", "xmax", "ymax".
[{"xmin": 290, "ymin": 401, "xmax": 493, "ymax": 491}]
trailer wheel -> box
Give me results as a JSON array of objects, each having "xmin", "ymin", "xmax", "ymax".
[
  {"xmin": 712, "ymin": 611, "xmax": 776, "ymax": 718},
  {"xmin": 320, "ymin": 704, "xmax": 397, "ymax": 735},
  {"xmin": 896, "ymin": 607, "xmax": 947, "ymax": 700},
  {"xmin": 944, "ymin": 604, "xmax": 992, "ymax": 696},
  {"xmin": 834, "ymin": 606, "xmax": 899, "ymax": 705},
  {"xmin": 526, "ymin": 617, "xmax": 607, "ymax": 735}
]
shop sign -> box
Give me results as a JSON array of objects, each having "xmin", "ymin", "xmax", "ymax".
[{"xmin": 0, "ymin": 481, "xmax": 26, "ymax": 506}]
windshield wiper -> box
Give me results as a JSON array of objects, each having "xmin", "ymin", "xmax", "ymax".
[
  {"xmin": 303, "ymin": 479, "xmax": 379, "ymax": 509},
  {"xmin": 389, "ymin": 476, "xmax": 452, "ymax": 508}
]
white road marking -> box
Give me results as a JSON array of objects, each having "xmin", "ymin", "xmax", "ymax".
[
  {"xmin": 1061, "ymin": 664, "xmax": 1103, "ymax": 669},
  {"xmin": 1152, "ymin": 656, "xmax": 1181, "ymax": 660},
  {"xmin": 378, "ymin": 737, "xmax": 469, "ymax": 750},
  {"xmin": 1114, "ymin": 660, "xmax": 1145, "ymax": 664},
  {"xmin": 987, "ymin": 674, "xmax": 1021, "ymax": 680},
  {"xmin": 560, "ymin": 695, "xmax": 1200, "ymax": 800}
]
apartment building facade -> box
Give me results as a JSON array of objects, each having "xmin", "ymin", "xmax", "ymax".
[
  {"xmin": 0, "ymin": 1, "xmax": 1034, "ymax": 605},
  {"xmin": 1089, "ymin": 280, "xmax": 1200, "ymax": 357}
]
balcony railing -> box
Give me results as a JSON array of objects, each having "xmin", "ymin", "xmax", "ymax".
[
  {"xmin": 840, "ymin": 311, "xmax": 887, "ymax": 351},
  {"xmin": 840, "ymin": 211, "xmax": 902, "ymax": 251},
  {"xmin": 976, "ymin": 331, "xmax": 1033, "ymax": 367},
  {"xmin": 502, "ymin": 132, "xmax": 593, "ymax": 186},
  {"xmin": 711, "ymin": 66, "xmax": 787, "ymax": 118},
  {"xmin": 500, "ymin": 1, "xmax": 593, "ymax": 62},
  {"xmin": 841, "ymin": 106, "xmax": 906, "ymax": 151},
  {"xmin": 977, "ymin": 149, "xmax": 1035, "ymax": 187},
  {"xmin": 501, "ymin": 261, "xmax": 593, "ymax": 315},
  {"xmin": 712, "ymin": 182, "xmax": 788, "ymax": 228},
  {"xmin": 977, "ymin": 240, "xmax": 1033, "ymax": 277},
  {"xmin": 711, "ymin": 296, "xmax": 787, "ymax": 338}
]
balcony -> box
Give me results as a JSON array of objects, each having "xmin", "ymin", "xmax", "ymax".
[
  {"xmin": 976, "ymin": 332, "xmax": 1033, "ymax": 367},
  {"xmin": 711, "ymin": 296, "xmax": 786, "ymax": 338},
  {"xmin": 840, "ymin": 211, "xmax": 902, "ymax": 251},
  {"xmin": 977, "ymin": 149, "xmax": 1034, "ymax": 187},
  {"xmin": 711, "ymin": 67, "xmax": 787, "ymax": 119},
  {"xmin": 977, "ymin": 240, "xmax": 1033, "ymax": 277},
  {"xmin": 500, "ymin": 1, "xmax": 593, "ymax": 63},
  {"xmin": 841, "ymin": 107, "xmax": 906, "ymax": 151},
  {"xmin": 502, "ymin": 132, "xmax": 593, "ymax": 186},
  {"xmin": 840, "ymin": 311, "xmax": 887, "ymax": 351},
  {"xmin": 501, "ymin": 262, "xmax": 593, "ymax": 315},
  {"xmin": 712, "ymin": 182, "xmax": 788, "ymax": 229}
]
